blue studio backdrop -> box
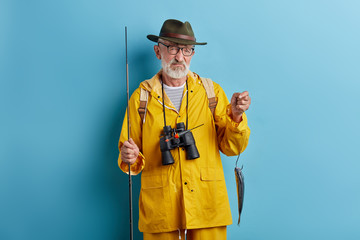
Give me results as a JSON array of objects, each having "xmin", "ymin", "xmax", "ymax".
[{"xmin": 1, "ymin": 0, "xmax": 360, "ymax": 239}]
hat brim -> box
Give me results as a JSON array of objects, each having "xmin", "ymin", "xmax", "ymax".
[{"xmin": 147, "ymin": 35, "xmax": 207, "ymax": 45}]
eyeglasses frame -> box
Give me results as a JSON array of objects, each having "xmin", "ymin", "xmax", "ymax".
[{"xmin": 158, "ymin": 42, "xmax": 195, "ymax": 56}]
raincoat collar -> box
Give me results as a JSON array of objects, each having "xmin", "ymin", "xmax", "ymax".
[{"xmin": 141, "ymin": 70, "xmax": 199, "ymax": 109}]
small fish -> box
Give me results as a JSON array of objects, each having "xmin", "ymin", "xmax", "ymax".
[{"xmin": 235, "ymin": 155, "xmax": 245, "ymax": 225}]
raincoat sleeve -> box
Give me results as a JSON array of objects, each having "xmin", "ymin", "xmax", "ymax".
[
  {"xmin": 213, "ymin": 82, "xmax": 251, "ymax": 156},
  {"xmin": 118, "ymin": 88, "xmax": 145, "ymax": 175}
]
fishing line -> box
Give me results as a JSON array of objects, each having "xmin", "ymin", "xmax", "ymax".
[{"xmin": 236, "ymin": 153, "xmax": 243, "ymax": 169}]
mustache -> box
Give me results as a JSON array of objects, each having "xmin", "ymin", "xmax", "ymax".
[{"xmin": 169, "ymin": 58, "xmax": 186, "ymax": 67}]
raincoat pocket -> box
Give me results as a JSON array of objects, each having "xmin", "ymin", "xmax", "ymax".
[
  {"xmin": 200, "ymin": 167, "xmax": 222, "ymax": 181},
  {"xmin": 200, "ymin": 167, "xmax": 224, "ymax": 210},
  {"xmin": 140, "ymin": 174, "xmax": 169, "ymax": 226},
  {"xmin": 141, "ymin": 174, "xmax": 166, "ymax": 189}
]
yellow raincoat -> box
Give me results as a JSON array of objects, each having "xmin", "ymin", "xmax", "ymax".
[{"xmin": 118, "ymin": 71, "xmax": 250, "ymax": 233}]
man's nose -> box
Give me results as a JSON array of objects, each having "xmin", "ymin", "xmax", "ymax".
[{"xmin": 175, "ymin": 49, "xmax": 184, "ymax": 61}]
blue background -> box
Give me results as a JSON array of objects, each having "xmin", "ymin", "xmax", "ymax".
[{"xmin": 1, "ymin": 0, "xmax": 360, "ymax": 239}]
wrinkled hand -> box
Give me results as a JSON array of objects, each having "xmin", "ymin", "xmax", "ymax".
[
  {"xmin": 120, "ymin": 138, "xmax": 139, "ymax": 165},
  {"xmin": 230, "ymin": 91, "xmax": 251, "ymax": 122}
]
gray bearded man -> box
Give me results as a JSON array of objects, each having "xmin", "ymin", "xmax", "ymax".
[{"xmin": 118, "ymin": 19, "xmax": 251, "ymax": 240}]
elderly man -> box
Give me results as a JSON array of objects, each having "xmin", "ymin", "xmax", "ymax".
[{"xmin": 118, "ymin": 19, "xmax": 251, "ymax": 240}]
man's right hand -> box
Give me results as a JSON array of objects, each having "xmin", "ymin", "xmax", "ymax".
[{"xmin": 120, "ymin": 138, "xmax": 139, "ymax": 165}]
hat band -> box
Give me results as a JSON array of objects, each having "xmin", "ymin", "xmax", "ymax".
[{"xmin": 160, "ymin": 33, "xmax": 196, "ymax": 41}]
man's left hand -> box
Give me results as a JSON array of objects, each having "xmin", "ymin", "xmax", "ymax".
[{"xmin": 230, "ymin": 91, "xmax": 251, "ymax": 123}]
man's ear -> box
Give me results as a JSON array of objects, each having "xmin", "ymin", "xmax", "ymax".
[{"xmin": 154, "ymin": 45, "xmax": 161, "ymax": 60}]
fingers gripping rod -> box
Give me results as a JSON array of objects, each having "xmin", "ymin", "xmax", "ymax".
[{"xmin": 125, "ymin": 26, "xmax": 133, "ymax": 240}]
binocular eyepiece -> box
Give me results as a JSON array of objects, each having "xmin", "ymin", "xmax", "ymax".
[{"xmin": 159, "ymin": 122, "xmax": 200, "ymax": 165}]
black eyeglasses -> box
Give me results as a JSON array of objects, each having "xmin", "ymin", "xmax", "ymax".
[{"xmin": 158, "ymin": 42, "xmax": 195, "ymax": 56}]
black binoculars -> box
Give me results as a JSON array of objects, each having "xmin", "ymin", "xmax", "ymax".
[{"xmin": 159, "ymin": 122, "xmax": 200, "ymax": 165}]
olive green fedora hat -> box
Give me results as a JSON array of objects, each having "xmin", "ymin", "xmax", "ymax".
[{"xmin": 147, "ymin": 19, "xmax": 207, "ymax": 45}]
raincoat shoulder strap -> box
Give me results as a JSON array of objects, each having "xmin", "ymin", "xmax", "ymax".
[
  {"xmin": 138, "ymin": 87, "xmax": 148, "ymax": 123},
  {"xmin": 200, "ymin": 77, "xmax": 218, "ymax": 117}
]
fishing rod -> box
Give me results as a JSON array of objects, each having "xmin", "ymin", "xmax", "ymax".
[{"xmin": 125, "ymin": 26, "xmax": 133, "ymax": 240}]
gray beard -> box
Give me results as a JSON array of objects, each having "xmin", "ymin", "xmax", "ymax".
[{"xmin": 161, "ymin": 58, "xmax": 190, "ymax": 79}]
